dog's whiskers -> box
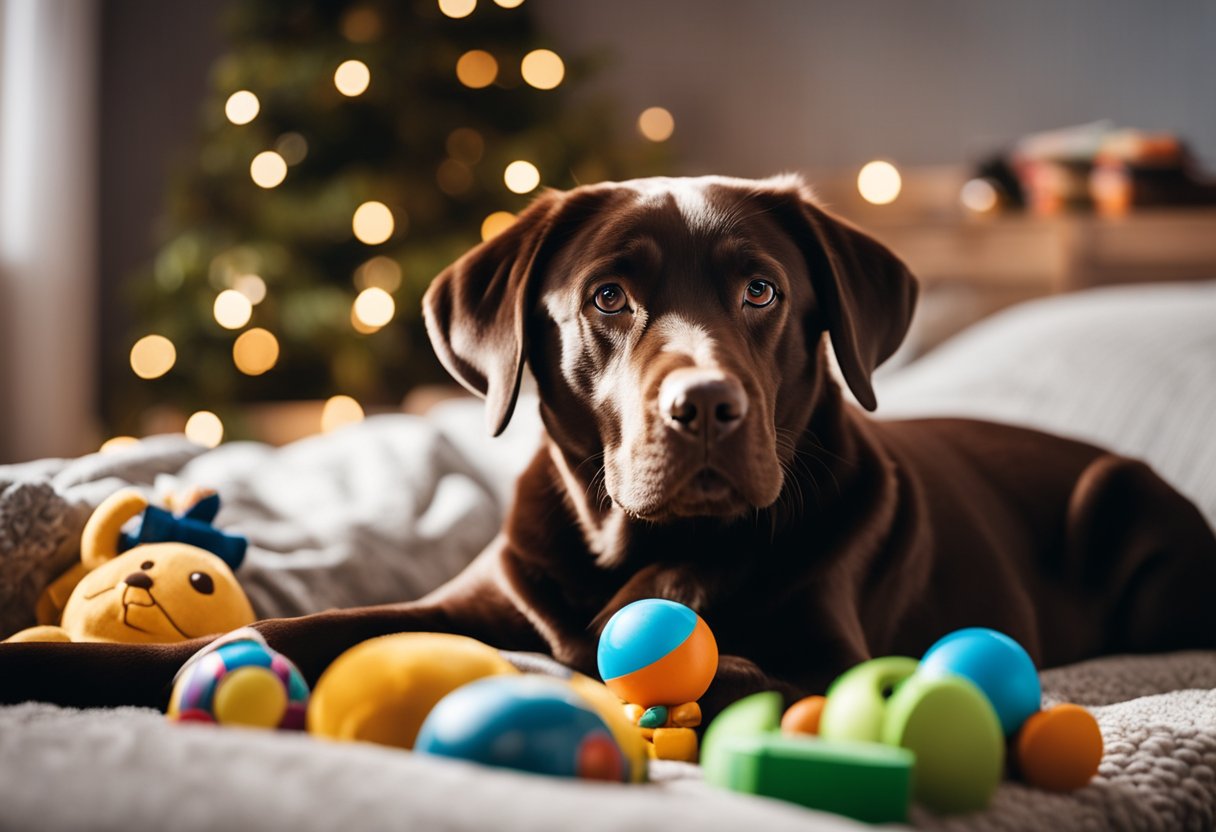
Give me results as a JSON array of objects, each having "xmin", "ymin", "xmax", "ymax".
[
  {"xmin": 777, "ymin": 427, "xmax": 842, "ymax": 500},
  {"xmin": 569, "ymin": 450, "xmax": 612, "ymax": 513},
  {"xmin": 591, "ymin": 467, "xmax": 612, "ymax": 512},
  {"xmin": 768, "ymin": 446, "xmax": 806, "ymax": 528},
  {"xmin": 802, "ymin": 428, "xmax": 852, "ymax": 467}
]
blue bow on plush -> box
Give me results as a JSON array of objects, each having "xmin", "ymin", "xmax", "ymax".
[{"xmin": 118, "ymin": 493, "xmax": 247, "ymax": 571}]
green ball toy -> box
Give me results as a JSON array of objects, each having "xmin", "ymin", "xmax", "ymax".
[{"xmin": 819, "ymin": 655, "xmax": 1005, "ymax": 814}]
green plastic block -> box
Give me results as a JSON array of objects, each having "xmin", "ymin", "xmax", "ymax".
[
  {"xmin": 703, "ymin": 692, "xmax": 914, "ymax": 824},
  {"xmin": 702, "ymin": 691, "xmax": 785, "ymax": 786}
]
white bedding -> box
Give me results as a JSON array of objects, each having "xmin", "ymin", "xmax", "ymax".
[
  {"xmin": 0, "ymin": 412, "xmax": 539, "ymax": 635},
  {"xmin": 2, "ymin": 280, "xmax": 1216, "ymax": 831}
]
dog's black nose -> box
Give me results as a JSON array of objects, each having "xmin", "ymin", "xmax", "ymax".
[
  {"xmin": 660, "ymin": 367, "xmax": 748, "ymax": 442},
  {"xmin": 124, "ymin": 572, "xmax": 154, "ymax": 590}
]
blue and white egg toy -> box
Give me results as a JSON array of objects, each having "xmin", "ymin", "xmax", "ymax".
[{"xmin": 415, "ymin": 675, "xmax": 628, "ymax": 781}]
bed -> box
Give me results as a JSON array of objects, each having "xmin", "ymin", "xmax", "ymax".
[{"xmin": 2, "ymin": 281, "xmax": 1215, "ymax": 831}]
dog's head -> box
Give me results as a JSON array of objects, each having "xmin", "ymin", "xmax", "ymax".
[{"xmin": 424, "ymin": 175, "xmax": 916, "ymax": 523}]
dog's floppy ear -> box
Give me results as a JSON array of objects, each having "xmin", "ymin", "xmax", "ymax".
[
  {"xmin": 425, "ymin": 186, "xmax": 621, "ymax": 435},
  {"xmin": 423, "ymin": 192, "xmax": 563, "ymax": 435},
  {"xmin": 772, "ymin": 184, "xmax": 918, "ymax": 411}
]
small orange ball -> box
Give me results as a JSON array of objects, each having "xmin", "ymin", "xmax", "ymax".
[
  {"xmin": 781, "ymin": 695, "xmax": 827, "ymax": 735},
  {"xmin": 1015, "ymin": 704, "xmax": 1103, "ymax": 791}
]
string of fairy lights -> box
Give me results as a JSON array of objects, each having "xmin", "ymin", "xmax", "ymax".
[{"xmin": 112, "ymin": 0, "xmax": 678, "ymax": 453}]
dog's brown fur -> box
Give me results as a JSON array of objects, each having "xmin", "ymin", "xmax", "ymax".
[{"xmin": 3, "ymin": 175, "xmax": 1215, "ymax": 717}]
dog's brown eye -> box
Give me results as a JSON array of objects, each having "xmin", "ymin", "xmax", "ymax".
[
  {"xmin": 743, "ymin": 279, "xmax": 777, "ymax": 308},
  {"xmin": 593, "ymin": 283, "xmax": 628, "ymax": 314},
  {"xmin": 189, "ymin": 572, "xmax": 215, "ymax": 595}
]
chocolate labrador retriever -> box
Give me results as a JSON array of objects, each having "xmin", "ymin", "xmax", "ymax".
[{"xmin": 4, "ymin": 174, "xmax": 1215, "ymax": 716}]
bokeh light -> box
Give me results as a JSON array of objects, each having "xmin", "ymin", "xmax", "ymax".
[
  {"xmin": 233, "ymin": 328, "xmax": 280, "ymax": 375},
  {"xmin": 352, "ymin": 201, "xmax": 395, "ymax": 244},
  {"xmin": 341, "ymin": 6, "xmax": 383, "ymax": 42},
  {"xmin": 100, "ymin": 436, "xmax": 140, "ymax": 453},
  {"xmin": 481, "ymin": 211, "xmax": 516, "ymax": 241},
  {"xmin": 185, "ymin": 411, "xmax": 224, "ymax": 448},
  {"xmin": 437, "ymin": 159, "xmax": 474, "ymax": 195},
  {"xmin": 438, "ymin": 0, "xmax": 476, "ymax": 18},
  {"xmin": 353, "ymin": 287, "xmax": 396, "ymax": 328},
  {"xmin": 961, "ymin": 178, "xmax": 999, "ymax": 213},
  {"xmin": 334, "ymin": 60, "xmax": 371, "ymax": 96},
  {"xmin": 224, "ymin": 91, "xmax": 259, "ymax": 125},
  {"xmin": 504, "ymin": 160, "xmax": 540, "ymax": 194},
  {"xmin": 857, "ymin": 160, "xmax": 902, "ymax": 205},
  {"xmin": 638, "ymin": 107, "xmax": 675, "ymax": 142},
  {"xmin": 213, "ymin": 289, "xmax": 253, "ymax": 330},
  {"xmin": 351, "ymin": 306, "xmax": 378, "ymax": 334},
  {"xmin": 130, "ymin": 335, "xmax": 176, "ymax": 380},
  {"xmin": 447, "ymin": 128, "xmax": 485, "ymax": 164},
  {"xmin": 250, "ymin": 151, "xmax": 288, "ymax": 188},
  {"xmin": 275, "ymin": 132, "xmax": 308, "ymax": 165},
  {"xmin": 456, "ymin": 50, "xmax": 498, "ymax": 88},
  {"xmin": 494, "ymin": 0, "xmax": 524, "ymax": 6},
  {"xmin": 233, "ymin": 274, "xmax": 267, "ymax": 305},
  {"xmin": 321, "ymin": 395, "xmax": 366, "ymax": 433},
  {"xmin": 354, "ymin": 256, "xmax": 402, "ymax": 292},
  {"xmin": 520, "ymin": 49, "xmax": 564, "ymax": 89}
]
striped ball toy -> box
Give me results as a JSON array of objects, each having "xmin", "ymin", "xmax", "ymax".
[{"xmin": 168, "ymin": 629, "xmax": 309, "ymax": 730}]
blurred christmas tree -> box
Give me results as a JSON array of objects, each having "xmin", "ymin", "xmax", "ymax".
[{"xmin": 114, "ymin": 0, "xmax": 669, "ymax": 442}]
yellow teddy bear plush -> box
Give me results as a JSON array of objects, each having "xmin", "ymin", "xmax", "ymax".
[{"xmin": 4, "ymin": 489, "xmax": 255, "ymax": 644}]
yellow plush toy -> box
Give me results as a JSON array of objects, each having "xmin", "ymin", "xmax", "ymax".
[{"xmin": 4, "ymin": 489, "xmax": 255, "ymax": 644}]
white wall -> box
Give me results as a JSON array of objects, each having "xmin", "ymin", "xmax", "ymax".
[
  {"xmin": 0, "ymin": 0, "xmax": 99, "ymax": 463},
  {"xmin": 538, "ymin": 0, "xmax": 1216, "ymax": 176}
]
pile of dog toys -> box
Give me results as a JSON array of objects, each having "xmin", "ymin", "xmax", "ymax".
[
  {"xmin": 702, "ymin": 627, "xmax": 1103, "ymax": 822},
  {"xmin": 165, "ymin": 597, "xmax": 722, "ymax": 780},
  {"xmin": 149, "ymin": 576, "xmax": 1099, "ymax": 821},
  {"xmin": 171, "ymin": 629, "xmax": 649, "ymax": 782}
]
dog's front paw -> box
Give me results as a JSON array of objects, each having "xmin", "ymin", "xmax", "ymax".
[{"xmin": 699, "ymin": 654, "xmax": 798, "ymax": 725}]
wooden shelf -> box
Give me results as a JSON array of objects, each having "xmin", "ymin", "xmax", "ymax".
[
  {"xmin": 806, "ymin": 167, "xmax": 1216, "ymax": 292},
  {"xmin": 809, "ymin": 166, "xmax": 1216, "ymax": 355},
  {"xmin": 868, "ymin": 209, "xmax": 1216, "ymax": 292}
]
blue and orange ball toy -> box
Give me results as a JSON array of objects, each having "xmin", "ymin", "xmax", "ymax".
[
  {"xmin": 597, "ymin": 599, "xmax": 718, "ymax": 708},
  {"xmin": 168, "ymin": 629, "xmax": 309, "ymax": 730},
  {"xmin": 415, "ymin": 675, "xmax": 629, "ymax": 781}
]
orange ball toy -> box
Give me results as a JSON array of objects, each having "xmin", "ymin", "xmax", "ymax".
[
  {"xmin": 1015, "ymin": 703, "xmax": 1104, "ymax": 791},
  {"xmin": 781, "ymin": 695, "xmax": 827, "ymax": 735},
  {"xmin": 597, "ymin": 599, "xmax": 718, "ymax": 708}
]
